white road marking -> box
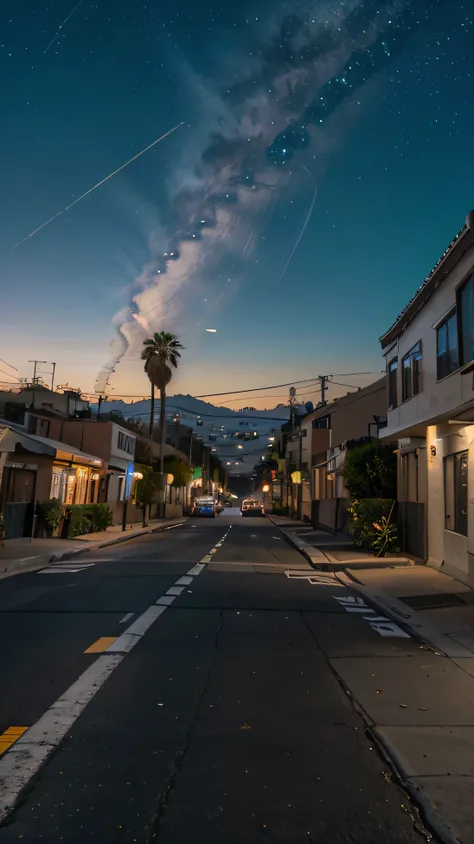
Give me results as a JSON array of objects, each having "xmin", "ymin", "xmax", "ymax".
[
  {"xmin": 0, "ymin": 586, "xmax": 176, "ymax": 821},
  {"xmin": 285, "ymin": 571, "xmax": 342, "ymax": 586},
  {"xmin": 175, "ymin": 576, "xmax": 193, "ymax": 586},
  {"xmin": 187, "ymin": 563, "xmax": 205, "ymax": 575},
  {"xmin": 156, "ymin": 595, "xmax": 176, "ymax": 606},
  {"xmin": 332, "ymin": 595, "xmax": 410, "ymax": 638},
  {"xmin": 166, "ymin": 586, "xmax": 185, "ymax": 596},
  {"xmin": 209, "ymin": 549, "xmax": 217, "ymax": 554},
  {"xmin": 163, "ymin": 523, "xmax": 185, "ymax": 530},
  {"xmin": 200, "ymin": 556, "xmax": 212, "ymax": 563},
  {"xmin": 272, "ymin": 536, "xmax": 281, "ymax": 540},
  {"xmin": 117, "ymin": 605, "xmax": 166, "ymax": 638},
  {"xmin": 0, "ymin": 654, "xmax": 122, "ymax": 822},
  {"xmin": 119, "ymin": 612, "xmax": 134, "ymax": 624},
  {"xmin": 38, "ymin": 563, "xmax": 95, "ymax": 574}
]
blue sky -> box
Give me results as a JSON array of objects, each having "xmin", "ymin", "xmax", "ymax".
[{"xmin": 1, "ymin": 0, "xmax": 473, "ymax": 406}]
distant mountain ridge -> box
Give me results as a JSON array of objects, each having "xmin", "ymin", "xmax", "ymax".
[{"xmin": 94, "ymin": 394, "xmax": 293, "ymax": 422}]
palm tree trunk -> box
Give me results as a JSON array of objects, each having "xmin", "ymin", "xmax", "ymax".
[
  {"xmin": 159, "ymin": 388, "xmax": 166, "ymax": 518},
  {"xmin": 159, "ymin": 388, "xmax": 166, "ymax": 475},
  {"xmin": 149, "ymin": 384, "xmax": 155, "ymax": 437}
]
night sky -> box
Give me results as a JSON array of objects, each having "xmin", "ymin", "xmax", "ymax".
[{"xmin": 1, "ymin": 0, "xmax": 473, "ymax": 406}]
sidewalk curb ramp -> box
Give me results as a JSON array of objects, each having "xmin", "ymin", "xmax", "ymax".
[{"xmin": 266, "ymin": 516, "xmax": 413, "ymax": 572}]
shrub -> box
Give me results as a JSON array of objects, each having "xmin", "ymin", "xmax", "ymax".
[
  {"xmin": 343, "ymin": 441, "xmax": 397, "ymax": 499},
  {"xmin": 36, "ymin": 499, "xmax": 63, "ymax": 535},
  {"xmin": 271, "ymin": 504, "xmax": 290, "ymax": 516},
  {"xmin": 64, "ymin": 503, "xmax": 112, "ymax": 538},
  {"xmin": 346, "ymin": 498, "xmax": 398, "ymax": 556}
]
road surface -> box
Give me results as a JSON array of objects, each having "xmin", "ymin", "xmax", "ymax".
[{"xmin": 0, "ymin": 512, "xmax": 423, "ymax": 842}]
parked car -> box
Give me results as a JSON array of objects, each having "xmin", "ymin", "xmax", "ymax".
[
  {"xmin": 241, "ymin": 498, "xmax": 265, "ymax": 516},
  {"xmin": 192, "ymin": 496, "xmax": 219, "ymax": 518}
]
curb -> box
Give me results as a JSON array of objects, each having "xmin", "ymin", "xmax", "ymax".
[
  {"xmin": 1, "ymin": 519, "xmax": 189, "ymax": 576},
  {"xmin": 369, "ymin": 728, "xmax": 463, "ymax": 844},
  {"xmin": 275, "ymin": 520, "xmax": 466, "ymax": 844},
  {"xmin": 266, "ymin": 517, "xmax": 414, "ymax": 572},
  {"xmin": 50, "ymin": 518, "xmax": 189, "ymax": 562}
]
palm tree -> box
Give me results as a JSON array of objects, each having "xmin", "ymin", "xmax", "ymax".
[{"xmin": 141, "ymin": 332, "xmax": 183, "ymax": 476}]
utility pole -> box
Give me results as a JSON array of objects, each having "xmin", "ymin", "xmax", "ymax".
[
  {"xmin": 289, "ymin": 386, "xmax": 296, "ymax": 431},
  {"xmin": 319, "ymin": 375, "xmax": 328, "ymax": 406},
  {"xmin": 28, "ymin": 360, "xmax": 56, "ymax": 390}
]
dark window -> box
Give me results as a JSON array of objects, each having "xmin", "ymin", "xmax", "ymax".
[
  {"xmin": 312, "ymin": 417, "xmax": 330, "ymax": 429},
  {"xmin": 459, "ymin": 273, "xmax": 474, "ymax": 364},
  {"xmin": 444, "ymin": 451, "xmax": 468, "ymax": 536},
  {"xmin": 437, "ymin": 311, "xmax": 459, "ymax": 379},
  {"xmin": 402, "ymin": 342, "xmax": 422, "ymax": 401},
  {"xmin": 388, "ymin": 358, "xmax": 398, "ymax": 409}
]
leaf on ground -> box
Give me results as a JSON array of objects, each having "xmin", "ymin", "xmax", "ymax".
[
  {"xmin": 399, "ymin": 703, "xmax": 408, "ymax": 708},
  {"xmin": 240, "ymin": 723, "xmax": 252, "ymax": 730}
]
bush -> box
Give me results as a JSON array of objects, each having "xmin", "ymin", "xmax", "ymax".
[
  {"xmin": 346, "ymin": 498, "xmax": 398, "ymax": 556},
  {"xmin": 63, "ymin": 503, "xmax": 112, "ymax": 538},
  {"xmin": 271, "ymin": 504, "xmax": 290, "ymax": 516},
  {"xmin": 36, "ymin": 499, "xmax": 63, "ymax": 535},
  {"xmin": 343, "ymin": 441, "xmax": 397, "ymax": 499}
]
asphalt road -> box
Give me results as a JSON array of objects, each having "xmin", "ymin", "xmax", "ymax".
[{"xmin": 0, "ymin": 513, "xmax": 423, "ymax": 843}]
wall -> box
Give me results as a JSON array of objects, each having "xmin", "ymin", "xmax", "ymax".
[
  {"xmin": 425, "ymin": 422, "xmax": 474, "ymax": 584},
  {"xmin": 330, "ymin": 379, "xmax": 388, "ymax": 445},
  {"xmin": 384, "ymin": 243, "xmax": 474, "ymax": 439}
]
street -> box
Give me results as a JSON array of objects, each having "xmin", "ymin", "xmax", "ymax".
[{"xmin": 0, "ymin": 512, "xmax": 423, "ymax": 843}]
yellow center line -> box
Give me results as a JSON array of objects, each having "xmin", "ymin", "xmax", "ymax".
[
  {"xmin": 83, "ymin": 637, "xmax": 117, "ymax": 654},
  {"xmin": 0, "ymin": 727, "xmax": 28, "ymax": 756}
]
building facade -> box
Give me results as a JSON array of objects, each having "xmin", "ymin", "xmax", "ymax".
[{"xmin": 380, "ymin": 211, "xmax": 474, "ymax": 584}]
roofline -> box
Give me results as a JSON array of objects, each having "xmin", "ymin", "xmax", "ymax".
[{"xmin": 380, "ymin": 212, "xmax": 474, "ymax": 350}]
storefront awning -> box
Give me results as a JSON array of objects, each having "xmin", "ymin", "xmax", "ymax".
[
  {"xmin": 0, "ymin": 424, "xmax": 103, "ymax": 466},
  {"xmin": 0, "ymin": 425, "xmax": 56, "ymax": 456}
]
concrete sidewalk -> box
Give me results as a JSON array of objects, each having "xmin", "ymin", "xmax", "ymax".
[
  {"xmin": 0, "ymin": 517, "xmax": 188, "ymax": 579},
  {"xmin": 268, "ymin": 515, "xmax": 414, "ymax": 571},
  {"xmin": 273, "ymin": 515, "xmax": 474, "ymax": 844}
]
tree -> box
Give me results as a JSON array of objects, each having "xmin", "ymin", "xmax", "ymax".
[
  {"xmin": 133, "ymin": 464, "xmax": 161, "ymax": 526},
  {"xmin": 141, "ymin": 332, "xmax": 183, "ymax": 513},
  {"xmin": 343, "ymin": 440, "xmax": 397, "ymax": 499}
]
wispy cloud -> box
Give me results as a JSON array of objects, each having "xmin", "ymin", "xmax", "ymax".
[{"xmin": 97, "ymin": 0, "xmax": 443, "ymax": 392}]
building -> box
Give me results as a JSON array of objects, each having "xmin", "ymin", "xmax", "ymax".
[
  {"xmin": 0, "ymin": 422, "xmax": 104, "ymax": 539},
  {"xmin": 278, "ymin": 378, "xmax": 389, "ymax": 527},
  {"xmin": 59, "ymin": 419, "xmax": 138, "ymax": 523},
  {"xmin": 380, "ymin": 210, "xmax": 474, "ymax": 583}
]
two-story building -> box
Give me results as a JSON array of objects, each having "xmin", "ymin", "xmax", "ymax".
[
  {"xmin": 380, "ymin": 210, "xmax": 474, "ymax": 584},
  {"xmin": 59, "ymin": 419, "xmax": 138, "ymax": 523}
]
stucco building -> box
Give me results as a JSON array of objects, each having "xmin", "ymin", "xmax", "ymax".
[{"xmin": 380, "ymin": 210, "xmax": 474, "ymax": 584}]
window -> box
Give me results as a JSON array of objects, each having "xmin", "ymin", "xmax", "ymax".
[
  {"xmin": 312, "ymin": 417, "xmax": 330, "ymax": 429},
  {"xmin": 117, "ymin": 431, "xmax": 134, "ymax": 454},
  {"xmin": 444, "ymin": 451, "xmax": 468, "ymax": 536},
  {"xmin": 388, "ymin": 358, "xmax": 398, "ymax": 409},
  {"xmin": 402, "ymin": 342, "xmax": 422, "ymax": 401},
  {"xmin": 437, "ymin": 311, "xmax": 459, "ymax": 379},
  {"xmin": 459, "ymin": 273, "xmax": 474, "ymax": 364}
]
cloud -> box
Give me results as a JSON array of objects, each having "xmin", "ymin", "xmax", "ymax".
[{"xmin": 98, "ymin": 0, "xmax": 444, "ymax": 390}]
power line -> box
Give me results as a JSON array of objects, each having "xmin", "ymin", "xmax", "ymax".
[{"xmin": 194, "ymin": 378, "xmax": 320, "ymax": 398}]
